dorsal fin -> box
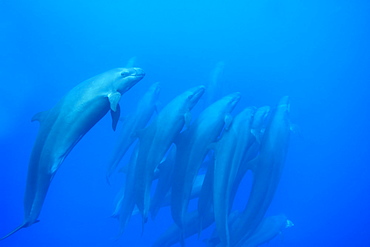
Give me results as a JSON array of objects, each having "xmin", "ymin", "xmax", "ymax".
[{"xmin": 31, "ymin": 110, "xmax": 49, "ymax": 122}]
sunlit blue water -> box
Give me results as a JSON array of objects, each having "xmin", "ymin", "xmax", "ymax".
[{"xmin": 1, "ymin": 0, "xmax": 369, "ymax": 246}]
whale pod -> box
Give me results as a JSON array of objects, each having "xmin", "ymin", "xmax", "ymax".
[
  {"xmin": 171, "ymin": 92, "xmax": 241, "ymax": 232},
  {"xmin": 106, "ymin": 82, "xmax": 160, "ymax": 180},
  {"xmin": 134, "ymin": 85, "xmax": 205, "ymax": 225},
  {"xmin": 229, "ymin": 96, "xmax": 291, "ymax": 246}
]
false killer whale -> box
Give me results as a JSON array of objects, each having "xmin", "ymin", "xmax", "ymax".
[
  {"xmin": 0, "ymin": 67, "xmax": 145, "ymax": 240},
  {"xmin": 213, "ymin": 107, "xmax": 255, "ymax": 246},
  {"xmin": 106, "ymin": 82, "xmax": 160, "ymax": 180}
]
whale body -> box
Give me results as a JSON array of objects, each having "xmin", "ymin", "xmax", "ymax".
[{"xmin": 0, "ymin": 67, "xmax": 145, "ymax": 240}]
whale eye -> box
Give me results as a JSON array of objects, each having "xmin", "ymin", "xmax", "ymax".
[{"xmin": 121, "ymin": 71, "xmax": 131, "ymax": 77}]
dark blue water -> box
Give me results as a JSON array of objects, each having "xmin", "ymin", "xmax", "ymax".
[{"xmin": 1, "ymin": 0, "xmax": 369, "ymax": 246}]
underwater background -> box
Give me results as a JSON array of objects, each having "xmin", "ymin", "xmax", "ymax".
[{"xmin": 0, "ymin": 0, "xmax": 369, "ymax": 246}]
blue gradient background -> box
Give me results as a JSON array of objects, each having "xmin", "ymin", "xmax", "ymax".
[{"xmin": 0, "ymin": 0, "xmax": 369, "ymax": 246}]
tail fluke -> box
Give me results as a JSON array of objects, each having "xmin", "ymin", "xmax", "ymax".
[{"xmin": 0, "ymin": 222, "xmax": 27, "ymax": 241}]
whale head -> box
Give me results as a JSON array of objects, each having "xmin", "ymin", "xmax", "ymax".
[
  {"xmin": 186, "ymin": 85, "xmax": 206, "ymax": 110},
  {"xmin": 147, "ymin": 82, "xmax": 161, "ymax": 97},
  {"xmin": 223, "ymin": 92, "xmax": 241, "ymax": 110},
  {"xmin": 113, "ymin": 67, "xmax": 145, "ymax": 93},
  {"xmin": 211, "ymin": 92, "xmax": 241, "ymax": 113},
  {"xmin": 286, "ymin": 219, "xmax": 294, "ymax": 228},
  {"xmin": 252, "ymin": 106, "xmax": 271, "ymax": 129},
  {"xmin": 277, "ymin": 96, "xmax": 290, "ymax": 114}
]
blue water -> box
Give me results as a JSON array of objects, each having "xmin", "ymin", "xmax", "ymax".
[{"xmin": 1, "ymin": 0, "xmax": 369, "ymax": 246}]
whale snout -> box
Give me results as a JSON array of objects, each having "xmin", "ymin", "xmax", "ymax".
[
  {"xmin": 117, "ymin": 67, "xmax": 146, "ymax": 93},
  {"xmin": 227, "ymin": 92, "xmax": 241, "ymax": 107},
  {"xmin": 120, "ymin": 67, "xmax": 145, "ymax": 78},
  {"xmin": 132, "ymin": 67, "xmax": 145, "ymax": 77},
  {"xmin": 187, "ymin": 85, "xmax": 206, "ymax": 109}
]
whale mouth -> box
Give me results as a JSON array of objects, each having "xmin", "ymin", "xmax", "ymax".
[
  {"xmin": 192, "ymin": 85, "xmax": 206, "ymax": 97},
  {"xmin": 120, "ymin": 68, "xmax": 145, "ymax": 78},
  {"xmin": 187, "ymin": 85, "xmax": 206, "ymax": 108},
  {"xmin": 132, "ymin": 68, "xmax": 145, "ymax": 77},
  {"xmin": 227, "ymin": 92, "xmax": 241, "ymax": 105}
]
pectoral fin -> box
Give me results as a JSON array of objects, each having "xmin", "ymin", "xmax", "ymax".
[
  {"xmin": 108, "ymin": 92, "xmax": 122, "ymax": 112},
  {"xmin": 174, "ymin": 131, "xmax": 189, "ymax": 147},
  {"xmin": 224, "ymin": 114, "xmax": 233, "ymax": 131},
  {"xmin": 155, "ymin": 102, "xmax": 161, "ymax": 114},
  {"xmin": 111, "ymin": 104, "xmax": 121, "ymax": 131},
  {"xmin": 184, "ymin": 112, "xmax": 191, "ymax": 128},
  {"xmin": 207, "ymin": 142, "xmax": 217, "ymax": 152},
  {"xmin": 246, "ymin": 157, "xmax": 259, "ymax": 172},
  {"xmin": 136, "ymin": 127, "xmax": 148, "ymax": 139}
]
